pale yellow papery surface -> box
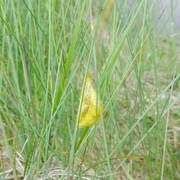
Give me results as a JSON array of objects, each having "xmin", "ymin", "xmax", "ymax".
[{"xmin": 78, "ymin": 73, "xmax": 104, "ymax": 128}]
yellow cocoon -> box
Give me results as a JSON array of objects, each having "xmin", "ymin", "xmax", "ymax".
[{"xmin": 78, "ymin": 73, "xmax": 104, "ymax": 128}]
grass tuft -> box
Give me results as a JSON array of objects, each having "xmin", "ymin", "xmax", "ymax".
[{"xmin": 0, "ymin": 0, "xmax": 180, "ymax": 179}]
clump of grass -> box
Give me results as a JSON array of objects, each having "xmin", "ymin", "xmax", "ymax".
[{"xmin": 0, "ymin": 0, "xmax": 180, "ymax": 179}]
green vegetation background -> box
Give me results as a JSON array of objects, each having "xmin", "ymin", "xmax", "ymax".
[{"xmin": 0, "ymin": 0, "xmax": 180, "ymax": 179}]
